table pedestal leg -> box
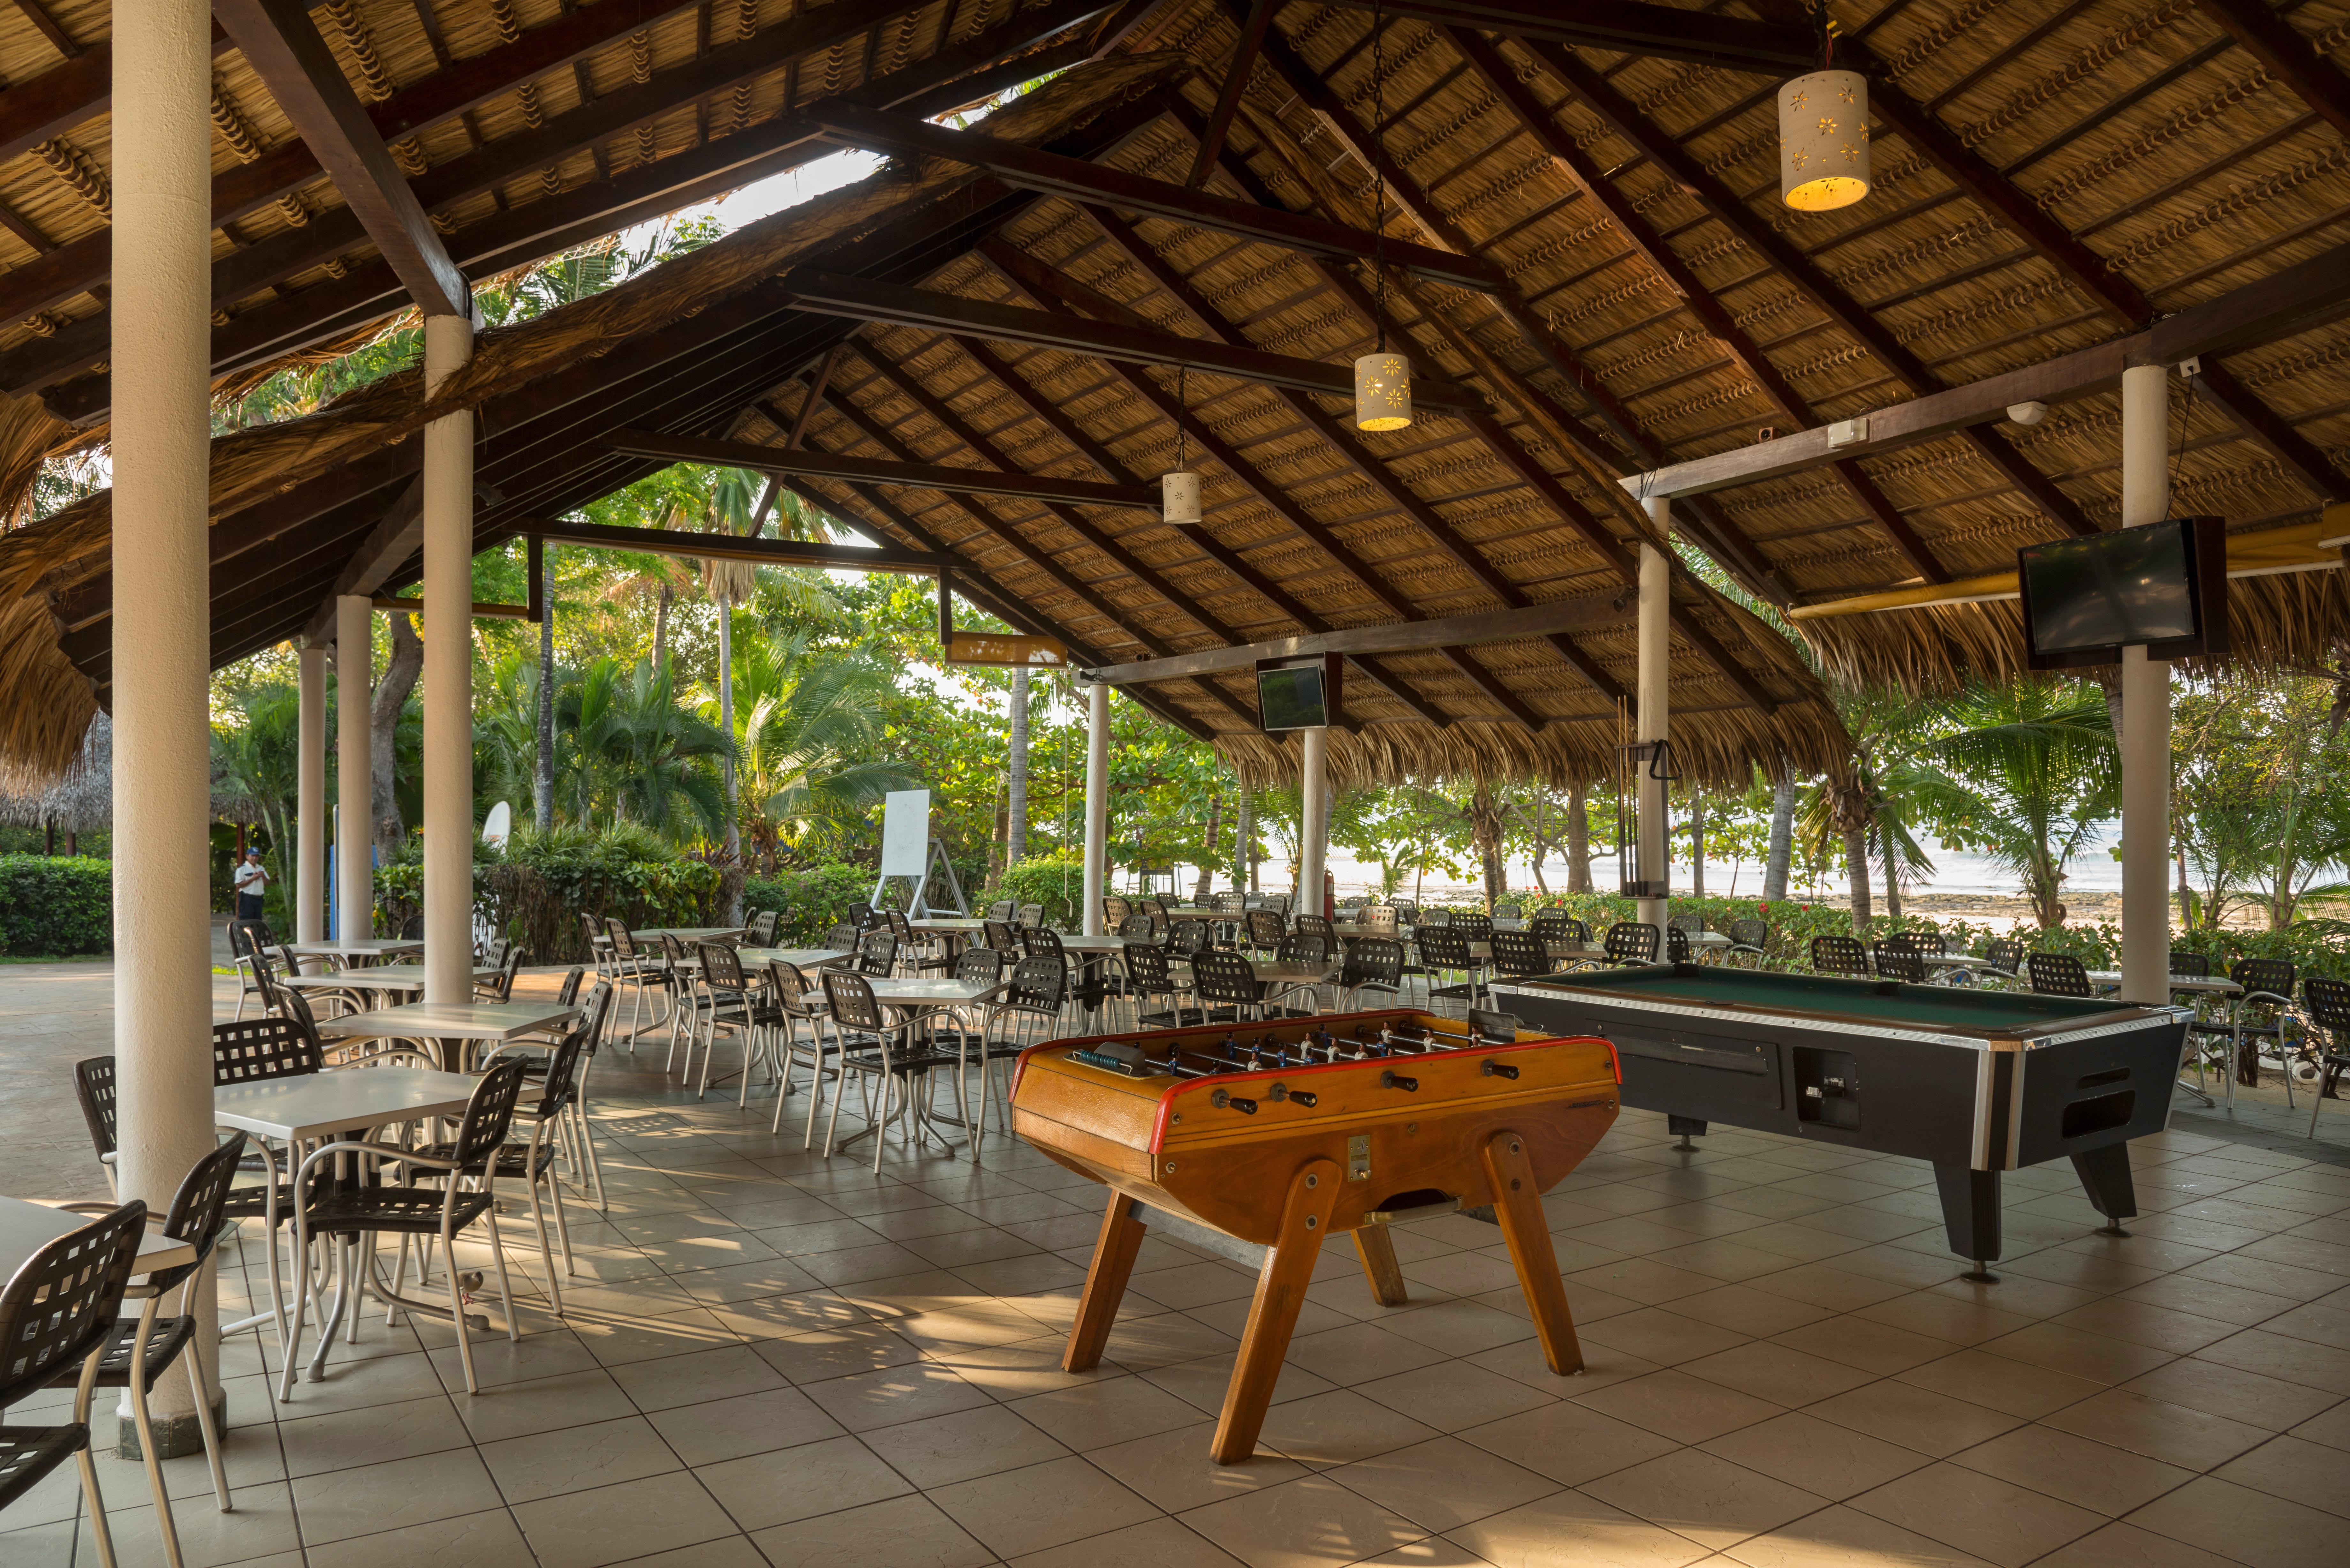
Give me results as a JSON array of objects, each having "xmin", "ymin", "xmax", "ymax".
[
  {"xmin": 2070, "ymin": 1142, "xmax": 2137, "ymax": 1236},
  {"xmin": 1065, "ymin": 1192, "xmax": 1147, "ymax": 1372},
  {"xmin": 1934, "ymin": 1163, "xmax": 2002, "ymax": 1281},
  {"xmin": 1211, "ymin": 1158, "xmax": 1338, "ymax": 1465},
  {"xmin": 1482, "ymin": 1129, "xmax": 1584, "ymax": 1375}
]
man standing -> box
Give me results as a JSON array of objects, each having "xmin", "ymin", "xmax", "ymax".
[{"xmin": 233, "ymin": 846, "xmax": 269, "ymax": 923}]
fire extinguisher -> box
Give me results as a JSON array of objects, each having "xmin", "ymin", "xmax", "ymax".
[{"xmin": 1323, "ymin": 869, "xmax": 1336, "ymax": 920}]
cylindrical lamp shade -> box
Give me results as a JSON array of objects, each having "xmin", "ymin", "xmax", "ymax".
[
  {"xmin": 1354, "ymin": 352, "xmax": 1413, "ymax": 432},
  {"xmin": 1778, "ymin": 70, "xmax": 1869, "ymax": 212},
  {"xmin": 1162, "ymin": 469, "xmax": 1202, "ymax": 524}
]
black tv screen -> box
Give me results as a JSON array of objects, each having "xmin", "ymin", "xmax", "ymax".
[
  {"xmin": 2020, "ymin": 519, "xmax": 2199, "ymax": 658},
  {"xmin": 1258, "ymin": 665, "xmax": 1328, "ymax": 731}
]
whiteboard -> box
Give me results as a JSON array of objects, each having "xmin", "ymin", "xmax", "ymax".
[
  {"xmin": 481, "ymin": 800, "xmax": 512, "ymax": 848},
  {"xmin": 878, "ymin": 790, "xmax": 931, "ymax": 876}
]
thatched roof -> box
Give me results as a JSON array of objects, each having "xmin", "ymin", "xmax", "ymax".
[
  {"xmin": 0, "ymin": 0, "xmax": 2339, "ymax": 788},
  {"xmin": 0, "ymin": 715, "xmax": 255, "ymax": 830}
]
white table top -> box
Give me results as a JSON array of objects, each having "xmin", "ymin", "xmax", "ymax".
[
  {"xmin": 740, "ymin": 946, "xmax": 856, "ymax": 969},
  {"xmin": 632, "ymin": 927, "xmax": 744, "ymax": 942},
  {"xmin": 285, "ymin": 939, "xmax": 423, "ymax": 958},
  {"xmin": 911, "ymin": 918, "xmax": 989, "ymax": 931},
  {"xmin": 316, "ymin": 1000, "xmax": 580, "ymax": 1041},
  {"xmin": 860, "ymin": 977, "xmax": 1008, "ymax": 1006},
  {"xmin": 0, "ymin": 1195, "xmax": 194, "ymax": 1281},
  {"xmin": 1050, "ymin": 935, "xmax": 1126, "ymax": 954},
  {"xmin": 347, "ymin": 963, "xmax": 501, "ymax": 984},
  {"xmin": 212, "ymin": 1067, "xmax": 482, "ymax": 1142},
  {"xmin": 280, "ymin": 972, "xmax": 430, "ymax": 993},
  {"xmin": 2087, "ymin": 971, "xmax": 2243, "ymax": 996}
]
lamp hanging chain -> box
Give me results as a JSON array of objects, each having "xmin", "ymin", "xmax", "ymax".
[
  {"xmin": 1372, "ymin": 0, "xmax": 1387, "ymax": 355},
  {"xmin": 1176, "ymin": 364, "xmax": 1187, "ymax": 470}
]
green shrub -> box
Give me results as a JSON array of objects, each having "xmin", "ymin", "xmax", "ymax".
[
  {"xmin": 376, "ymin": 826, "xmax": 735, "ymax": 963},
  {"xmin": 743, "ymin": 864, "xmax": 873, "ymax": 944},
  {"xmin": 0, "ymin": 855, "xmax": 112, "ymax": 956},
  {"xmin": 1000, "ymin": 853, "xmax": 1105, "ymax": 931}
]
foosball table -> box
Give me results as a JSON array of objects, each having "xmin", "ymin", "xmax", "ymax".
[{"xmin": 1009, "ymin": 1009, "xmax": 1621, "ymax": 1463}]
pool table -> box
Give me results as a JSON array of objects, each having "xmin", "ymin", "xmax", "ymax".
[{"xmin": 1493, "ymin": 964, "xmax": 2192, "ymax": 1279}]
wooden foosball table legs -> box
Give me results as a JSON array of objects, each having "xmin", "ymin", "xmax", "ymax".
[{"xmin": 1482, "ymin": 1128, "xmax": 1585, "ymax": 1376}]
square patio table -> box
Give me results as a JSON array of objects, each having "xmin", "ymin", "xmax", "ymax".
[
  {"xmin": 632, "ymin": 927, "xmax": 744, "ymax": 943},
  {"xmin": 0, "ymin": 1194, "xmax": 201, "ymax": 1282},
  {"xmin": 314, "ymin": 1000, "xmax": 581, "ymax": 1072},
  {"xmin": 283, "ymin": 939, "xmax": 423, "ymax": 968},
  {"xmin": 911, "ymin": 918, "xmax": 989, "ymax": 932},
  {"xmin": 739, "ymin": 946, "xmax": 857, "ymax": 969}
]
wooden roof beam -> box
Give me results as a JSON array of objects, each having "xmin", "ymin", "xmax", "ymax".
[
  {"xmin": 1317, "ymin": 0, "xmax": 1815, "ymax": 73},
  {"xmin": 799, "ymin": 100, "xmax": 1507, "ymax": 294},
  {"xmin": 214, "ymin": 0, "xmax": 469, "ymax": 317},
  {"xmin": 776, "ymin": 268, "xmax": 1488, "ymax": 411},
  {"xmin": 1186, "ymin": 0, "xmax": 1280, "ymax": 188},
  {"xmin": 1514, "ymin": 35, "xmax": 2102, "ymax": 539},
  {"xmin": 2188, "ymin": 0, "xmax": 2350, "ymax": 141},
  {"xmin": 599, "ymin": 427, "xmax": 1164, "ymax": 510}
]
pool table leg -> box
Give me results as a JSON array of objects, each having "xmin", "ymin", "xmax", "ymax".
[
  {"xmin": 1668, "ymin": 1115, "xmax": 1707, "ymax": 1152},
  {"xmin": 1934, "ymin": 1164, "xmax": 2003, "ymax": 1282},
  {"xmin": 2069, "ymin": 1142, "xmax": 2137, "ymax": 1236}
]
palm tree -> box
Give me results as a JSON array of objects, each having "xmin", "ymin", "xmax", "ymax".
[
  {"xmin": 562, "ymin": 657, "xmax": 736, "ymax": 839},
  {"xmin": 210, "ymin": 684, "xmax": 305, "ymax": 925},
  {"xmin": 1908, "ymin": 678, "xmax": 2120, "ymax": 928},
  {"xmin": 694, "ymin": 634, "xmax": 913, "ymax": 871}
]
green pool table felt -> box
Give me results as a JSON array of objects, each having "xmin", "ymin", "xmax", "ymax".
[{"xmin": 1520, "ymin": 964, "xmax": 2134, "ymax": 1032}]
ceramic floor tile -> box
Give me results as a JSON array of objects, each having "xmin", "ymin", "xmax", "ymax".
[
  {"xmin": 2123, "ymin": 1474, "xmax": 2350, "ymax": 1568},
  {"xmin": 1805, "ymin": 1380, "xmax": 2024, "ymax": 1459},
  {"xmin": 1444, "ymin": 1487, "xmax": 1714, "ymax": 1568},
  {"xmin": 1570, "ymin": 1368, "xmax": 1786, "ymax": 1445},
  {"xmin": 799, "ymin": 1359, "xmax": 997, "ymax": 1433},
  {"xmin": 1698, "ymin": 1410, "xmax": 1936, "ymax": 1501},
  {"xmin": 925, "ymin": 1453, "xmax": 1161, "ymax": 1558},
  {"xmin": 1182, "ymin": 1472, "xmax": 1431, "ymax": 1568},
  {"xmin": 478, "ymin": 1414, "xmax": 683, "ymax": 1504},
  {"xmin": 743, "ymin": 1493, "xmax": 992, "ymax": 1568},
  {"xmin": 2116, "ymin": 1355, "xmax": 2341, "ymax": 1431},
  {"xmin": 287, "ymin": 1448, "xmax": 506, "ymax": 1547},
  {"xmin": 1581, "ymin": 1448, "xmax": 1831, "ymax": 1551},
  {"xmin": 2211, "ymin": 1432, "xmax": 2350, "ymax": 1518},
  {"xmin": 1088, "ymin": 1421, "xmax": 1313, "ymax": 1513},
  {"xmin": 1896, "ymin": 1347, "xmax": 2108, "ymax": 1419},
  {"xmin": 1946, "ymin": 1423, "xmax": 2195, "ymax": 1516},
  {"xmin": 1846, "ymin": 1462, "xmax": 2105, "ymax": 1567},
  {"xmin": 692, "ymin": 1432, "xmax": 912, "ymax": 1531},
  {"xmin": 1352, "ymin": 1360, "xmax": 1558, "ymax": 1432},
  {"xmin": 858, "ymin": 1401, "xmax": 1070, "ymax": 1489},
  {"xmin": 1255, "ymin": 1388, "xmax": 1448, "ymax": 1468},
  {"xmin": 1675, "ymin": 1340, "xmax": 1878, "ymax": 1408},
  {"xmin": 303, "ymin": 1507, "xmax": 533, "ymax": 1568},
  {"xmin": 1721, "ymin": 1501, "xmax": 1996, "ymax": 1568},
  {"xmin": 642, "ymin": 1384, "xmax": 845, "ymax": 1467},
  {"xmin": 1456, "ymin": 1396, "xmax": 1683, "ymax": 1486}
]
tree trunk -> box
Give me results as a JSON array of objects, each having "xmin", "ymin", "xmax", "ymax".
[
  {"xmin": 2176, "ymin": 846, "xmax": 2201, "ymax": 930},
  {"xmin": 987, "ymin": 772, "xmax": 1007, "ymax": 885},
  {"xmin": 1194, "ymin": 791, "xmax": 1221, "ymax": 901},
  {"xmin": 1005, "ymin": 667, "xmax": 1030, "ymax": 867},
  {"xmin": 1880, "ymin": 815, "xmax": 1902, "ymax": 922},
  {"xmin": 1529, "ymin": 793, "xmax": 1550, "ymax": 895},
  {"xmin": 652, "ymin": 584, "xmax": 673, "ymax": 671},
  {"xmin": 1763, "ymin": 773, "xmax": 1795, "ymax": 902},
  {"xmin": 1844, "ymin": 827, "xmax": 1874, "ymax": 932},
  {"xmin": 1690, "ymin": 793, "xmax": 1706, "ymax": 900},
  {"xmin": 535, "ymin": 550, "xmax": 555, "ymax": 834},
  {"xmin": 372, "ymin": 611, "xmax": 423, "ymax": 857},
  {"xmin": 1566, "ymin": 781, "xmax": 1591, "ymax": 894},
  {"xmin": 1470, "ymin": 780, "xmax": 1505, "ymax": 911},
  {"xmin": 42, "ymin": 816, "xmax": 52, "ymax": 856},
  {"xmin": 718, "ymin": 598, "xmax": 741, "ymax": 923},
  {"xmin": 1235, "ymin": 781, "xmax": 1255, "ymax": 892}
]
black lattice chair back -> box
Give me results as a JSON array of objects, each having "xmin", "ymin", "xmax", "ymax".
[
  {"xmin": 1212, "ymin": 892, "xmax": 1245, "ymax": 914},
  {"xmin": 820, "ymin": 922, "xmax": 857, "ymax": 951},
  {"xmin": 555, "ymin": 966, "xmax": 587, "ymax": 1007},
  {"xmin": 956, "ymin": 947, "xmax": 1005, "ymax": 986},
  {"xmin": 1278, "ymin": 931, "xmax": 1331, "ymax": 964},
  {"xmin": 1490, "ymin": 930, "xmax": 1555, "ymax": 979},
  {"xmin": 213, "ymin": 1014, "xmax": 324, "ymax": 1085},
  {"xmin": 580, "ymin": 912, "xmax": 607, "ymax": 956},
  {"xmin": 1983, "ymin": 938, "xmax": 2024, "ymax": 975},
  {"xmin": 857, "ymin": 931, "xmax": 898, "ymax": 976},
  {"xmin": 1728, "ymin": 919, "xmax": 1769, "ymax": 953},
  {"xmin": 1667, "ymin": 927, "xmax": 1690, "ymax": 964},
  {"xmin": 0, "ymin": 1200, "xmax": 146, "ymax": 1408},
  {"xmin": 1493, "ymin": 903, "xmax": 1522, "ymax": 921},
  {"xmin": 2302, "ymin": 975, "xmax": 2350, "ymax": 1034},
  {"xmin": 228, "ymin": 921, "xmax": 270, "ymax": 962},
  {"xmin": 983, "ymin": 920, "xmax": 1020, "ymax": 952},
  {"xmin": 605, "ymin": 918, "xmax": 638, "ymax": 958},
  {"xmin": 399, "ymin": 915, "xmax": 425, "ymax": 939},
  {"xmin": 768, "ymin": 960, "xmax": 812, "ymax": 1012},
  {"xmin": 1872, "ymin": 942, "xmax": 1926, "ymax": 984},
  {"xmin": 534, "ymin": 1019, "xmax": 596, "ymax": 1120},
  {"xmin": 1123, "ymin": 941, "xmax": 1173, "ymax": 990},
  {"xmin": 1168, "ymin": 920, "xmax": 1209, "ymax": 957},
  {"xmin": 986, "ymin": 899, "xmax": 1016, "ymax": 921},
  {"xmin": 452, "ymin": 1060, "xmax": 533, "ymax": 1170},
  {"xmin": 1102, "ymin": 896, "xmax": 1131, "ymax": 927},
  {"xmin": 1007, "ymin": 955, "xmax": 1067, "ymax": 1012},
  {"xmin": 1810, "ymin": 934, "xmax": 1869, "ymax": 977},
  {"xmin": 2028, "ymin": 952, "xmax": 2095, "ymax": 997},
  {"xmin": 73, "ymin": 1056, "xmax": 118, "ymax": 1165},
  {"xmin": 1294, "ymin": 914, "xmax": 1333, "ymax": 939},
  {"xmin": 580, "ymin": 980, "xmax": 615, "ymax": 1051},
  {"xmin": 1016, "ymin": 903, "xmax": 1044, "ymax": 928},
  {"xmin": 660, "ymin": 933, "xmax": 691, "ymax": 973},
  {"xmin": 849, "ymin": 903, "xmax": 875, "ymax": 930},
  {"xmin": 1117, "ymin": 913, "xmax": 1155, "ymax": 938},
  {"xmin": 1607, "ymin": 923, "xmax": 1662, "ymax": 964},
  {"xmin": 154, "ymin": 1131, "xmax": 250, "ymax": 1292},
  {"xmin": 1344, "ymin": 937, "xmax": 1404, "ymax": 989},
  {"xmin": 483, "ymin": 946, "xmax": 524, "ymax": 1001},
  {"xmin": 1359, "ymin": 905, "xmax": 1400, "ymax": 932},
  {"xmin": 747, "ymin": 910, "xmax": 780, "ymax": 945},
  {"xmin": 1453, "ymin": 912, "xmax": 1493, "ymax": 940},
  {"xmin": 1417, "ymin": 928, "xmax": 1473, "ymax": 970},
  {"xmin": 701, "ymin": 942, "xmax": 749, "ymax": 991},
  {"xmin": 2232, "ymin": 959, "xmax": 2296, "ymax": 1005},
  {"xmin": 1668, "ymin": 914, "xmax": 1706, "ymax": 935},
  {"xmin": 1023, "ymin": 927, "xmax": 1065, "ymax": 960},
  {"xmin": 1190, "ymin": 949, "xmax": 1259, "ymax": 1010},
  {"xmin": 822, "ymin": 969, "xmax": 886, "ymax": 1033},
  {"xmin": 883, "ymin": 910, "xmax": 914, "ymax": 946},
  {"xmin": 1246, "ymin": 910, "xmax": 1285, "ymax": 950},
  {"xmin": 2169, "ymin": 951, "xmax": 2212, "ymax": 979}
]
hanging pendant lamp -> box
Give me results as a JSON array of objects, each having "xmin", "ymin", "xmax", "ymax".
[
  {"xmin": 1778, "ymin": 69, "xmax": 1869, "ymax": 211},
  {"xmin": 1163, "ymin": 364, "xmax": 1202, "ymax": 523},
  {"xmin": 1354, "ymin": 0, "xmax": 1413, "ymax": 433}
]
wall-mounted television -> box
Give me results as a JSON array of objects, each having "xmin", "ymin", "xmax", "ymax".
[
  {"xmin": 2018, "ymin": 515, "xmax": 2228, "ymax": 670},
  {"xmin": 1256, "ymin": 654, "xmax": 1341, "ymax": 731}
]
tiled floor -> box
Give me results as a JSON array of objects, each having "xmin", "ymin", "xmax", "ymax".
[{"xmin": 7, "ymin": 980, "xmax": 2350, "ymax": 1567}]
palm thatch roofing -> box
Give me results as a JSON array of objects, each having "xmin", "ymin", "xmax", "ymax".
[
  {"xmin": 0, "ymin": 0, "xmax": 2339, "ymax": 788},
  {"xmin": 0, "ymin": 715, "xmax": 255, "ymax": 830}
]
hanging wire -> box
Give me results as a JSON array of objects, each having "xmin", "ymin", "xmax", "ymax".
[
  {"xmin": 1175, "ymin": 363, "xmax": 1188, "ymax": 470},
  {"xmin": 2168, "ymin": 363, "xmax": 2199, "ymax": 521},
  {"xmin": 1371, "ymin": 0, "xmax": 1387, "ymax": 355}
]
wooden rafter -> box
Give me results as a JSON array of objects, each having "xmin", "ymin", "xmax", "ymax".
[
  {"xmin": 600, "ymin": 426, "xmax": 1164, "ymax": 509},
  {"xmin": 214, "ymin": 0, "xmax": 469, "ymax": 316},
  {"xmin": 1317, "ymin": 0, "xmax": 1815, "ymax": 73},
  {"xmin": 2187, "ymin": 0, "xmax": 2350, "ymax": 141},
  {"xmin": 1185, "ymin": 0, "xmax": 1281, "ymax": 189}
]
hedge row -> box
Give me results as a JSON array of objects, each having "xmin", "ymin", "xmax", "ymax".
[{"xmin": 0, "ymin": 855, "xmax": 113, "ymax": 956}]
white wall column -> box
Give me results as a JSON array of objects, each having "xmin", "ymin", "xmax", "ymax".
[
  {"xmin": 297, "ymin": 643, "xmax": 326, "ymax": 942},
  {"xmin": 110, "ymin": 0, "xmax": 219, "ymax": 1448},
  {"xmin": 1298, "ymin": 724, "xmax": 1329, "ymax": 922},
  {"xmin": 2119, "ymin": 364, "xmax": 2172, "ymax": 1004},
  {"xmin": 1080, "ymin": 681, "xmax": 1110, "ymax": 935},
  {"xmin": 1636, "ymin": 514, "xmax": 1671, "ymax": 945},
  {"xmin": 336, "ymin": 594, "xmax": 374, "ymax": 944},
  {"xmin": 422, "ymin": 313, "xmax": 476, "ymax": 1002}
]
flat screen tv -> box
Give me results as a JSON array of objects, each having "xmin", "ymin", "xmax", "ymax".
[
  {"xmin": 2017, "ymin": 515, "xmax": 2227, "ymax": 669},
  {"xmin": 1257, "ymin": 664, "xmax": 1328, "ymax": 731}
]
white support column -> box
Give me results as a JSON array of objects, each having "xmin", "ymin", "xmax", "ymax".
[
  {"xmin": 2119, "ymin": 364, "xmax": 2172, "ymax": 1005},
  {"xmin": 337, "ymin": 594, "xmax": 373, "ymax": 944},
  {"xmin": 297, "ymin": 643, "xmax": 326, "ymax": 942},
  {"xmin": 1081, "ymin": 681, "xmax": 1110, "ymax": 935},
  {"xmin": 1637, "ymin": 515, "xmax": 1671, "ymax": 944},
  {"xmin": 422, "ymin": 313, "xmax": 475, "ymax": 1003},
  {"xmin": 111, "ymin": 0, "xmax": 219, "ymax": 1448},
  {"xmin": 1299, "ymin": 724, "xmax": 1329, "ymax": 922}
]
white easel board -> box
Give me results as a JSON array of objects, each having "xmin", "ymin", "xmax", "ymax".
[{"xmin": 878, "ymin": 790, "xmax": 932, "ymax": 877}]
